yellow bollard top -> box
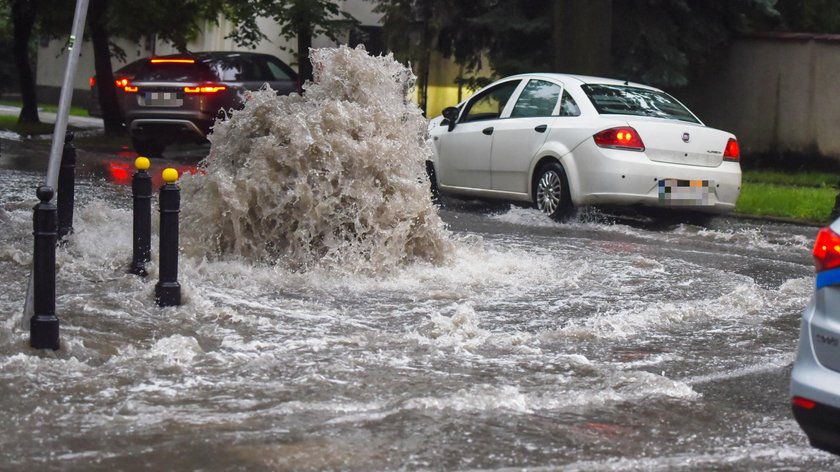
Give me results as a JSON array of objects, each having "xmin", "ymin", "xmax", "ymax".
[
  {"xmin": 162, "ymin": 168, "xmax": 179, "ymax": 184},
  {"xmin": 135, "ymin": 156, "xmax": 150, "ymax": 171}
]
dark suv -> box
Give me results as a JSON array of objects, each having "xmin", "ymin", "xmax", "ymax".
[{"xmin": 122, "ymin": 51, "xmax": 298, "ymax": 156}]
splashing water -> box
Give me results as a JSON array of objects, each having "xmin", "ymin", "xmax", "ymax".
[{"xmin": 180, "ymin": 45, "xmax": 454, "ymax": 272}]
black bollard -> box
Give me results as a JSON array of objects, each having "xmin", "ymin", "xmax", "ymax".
[
  {"xmin": 155, "ymin": 168, "xmax": 181, "ymax": 307},
  {"xmin": 57, "ymin": 132, "xmax": 76, "ymax": 240},
  {"xmin": 31, "ymin": 185, "xmax": 59, "ymax": 350},
  {"xmin": 130, "ymin": 157, "xmax": 152, "ymax": 276}
]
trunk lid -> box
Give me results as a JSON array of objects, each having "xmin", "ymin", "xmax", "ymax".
[{"xmin": 627, "ymin": 118, "xmax": 733, "ymax": 167}]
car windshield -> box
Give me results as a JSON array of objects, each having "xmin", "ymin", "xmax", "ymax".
[{"xmin": 581, "ymin": 84, "xmax": 700, "ymax": 124}]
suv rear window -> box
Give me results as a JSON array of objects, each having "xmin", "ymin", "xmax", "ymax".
[
  {"xmin": 133, "ymin": 62, "xmax": 216, "ymax": 82},
  {"xmin": 581, "ymin": 84, "xmax": 699, "ymax": 124},
  {"xmin": 204, "ymin": 56, "xmax": 296, "ymax": 82}
]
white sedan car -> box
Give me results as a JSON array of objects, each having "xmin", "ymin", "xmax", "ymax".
[{"xmin": 427, "ymin": 73, "xmax": 742, "ymax": 219}]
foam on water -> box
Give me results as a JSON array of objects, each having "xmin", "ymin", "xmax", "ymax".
[{"xmin": 179, "ymin": 45, "xmax": 453, "ymax": 273}]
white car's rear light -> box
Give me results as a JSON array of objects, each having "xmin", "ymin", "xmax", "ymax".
[
  {"xmin": 723, "ymin": 138, "xmax": 740, "ymax": 162},
  {"xmin": 593, "ymin": 126, "xmax": 645, "ymax": 151}
]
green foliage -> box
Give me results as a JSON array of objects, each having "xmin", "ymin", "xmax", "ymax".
[
  {"xmin": 743, "ymin": 170, "xmax": 840, "ymax": 188},
  {"xmin": 736, "ymin": 182, "xmax": 835, "ymax": 222},
  {"xmin": 610, "ymin": 0, "xmax": 779, "ymax": 88},
  {"xmin": 374, "ymin": 0, "xmax": 780, "ymax": 90},
  {"xmin": 776, "ymin": 0, "xmax": 840, "ymax": 33},
  {"xmin": 226, "ymin": 0, "xmax": 357, "ymax": 52}
]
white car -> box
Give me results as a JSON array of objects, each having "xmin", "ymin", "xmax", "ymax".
[{"xmin": 427, "ymin": 73, "xmax": 742, "ymax": 219}]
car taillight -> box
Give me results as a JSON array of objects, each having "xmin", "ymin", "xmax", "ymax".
[
  {"xmin": 115, "ymin": 78, "xmax": 128, "ymax": 87},
  {"xmin": 723, "ymin": 138, "xmax": 740, "ymax": 162},
  {"xmin": 124, "ymin": 84, "xmax": 139, "ymax": 93},
  {"xmin": 89, "ymin": 76, "xmax": 95, "ymax": 87},
  {"xmin": 593, "ymin": 127, "xmax": 645, "ymax": 151},
  {"xmin": 183, "ymin": 85, "xmax": 226, "ymax": 94},
  {"xmin": 151, "ymin": 58, "xmax": 195, "ymax": 64},
  {"xmin": 792, "ymin": 396, "xmax": 817, "ymax": 410},
  {"xmin": 814, "ymin": 227, "xmax": 840, "ymax": 272}
]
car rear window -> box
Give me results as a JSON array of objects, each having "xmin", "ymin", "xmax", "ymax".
[
  {"xmin": 581, "ymin": 84, "xmax": 699, "ymax": 124},
  {"xmin": 203, "ymin": 56, "xmax": 296, "ymax": 82},
  {"xmin": 133, "ymin": 62, "xmax": 216, "ymax": 82}
]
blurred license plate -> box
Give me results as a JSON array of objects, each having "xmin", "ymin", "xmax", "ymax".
[
  {"xmin": 658, "ymin": 179, "xmax": 714, "ymax": 206},
  {"xmin": 143, "ymin": 92, "xmax": 181, "ymax": 107}
]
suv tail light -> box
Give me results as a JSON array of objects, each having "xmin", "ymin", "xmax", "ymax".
[
  {"xmin": 184, "ymin": 84, "xmax": 226, "ymax": 94},
  {"xmin": 723, "ymin": 138, "xmax": 740, "ymax": 162},
  {"xmin": 115, "ymin": 78, "xmax": 129, "ymax": 87},
  {"xmin": 124, "ymin": 83, "xmax": 139, "ymax": 93},
  {"xmin": 593, "ymin": 127, "xmax": 645, "ymax": 151},
  {"xmin": 89, "ymin": 76, "xmax": 95, "ymax": 87}
]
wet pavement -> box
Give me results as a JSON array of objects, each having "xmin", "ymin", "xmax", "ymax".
[{"xmin": 0, "ymin": 136, "xmax": 837, "ymax": 471}]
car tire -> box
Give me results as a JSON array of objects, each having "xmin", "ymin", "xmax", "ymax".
[
  {"xmin": 533, "ymin": 161, "xmax": 572, "ymax": 221},
  {"xmin": 131, "ymin": 136, "xmax": 166, "ymax": 158}
]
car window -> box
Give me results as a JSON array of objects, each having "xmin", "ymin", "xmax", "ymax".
[
  {"xmin": 461, "ymin": 80, "xmax": 520, "ymax": 123},
  {"xmin": 510, "ymin": 80, "xmax": 562, "ymax": 118},
  {"xmin": 581, "ymin": 84, "xmax": 699, "ymax": 123},
  {"xmin": 558, "ymin": 91, "xmax": 581, "ymax": 117},
  {"xmin": 133, "ymin": 62, "xmax": 216, "ymax": 82},
  {"xmin": 266, "ymin": 58, "xmax": 296, "ymax": 81}
]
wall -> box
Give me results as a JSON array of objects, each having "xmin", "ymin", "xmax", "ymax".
[{"xmin": 687, "ymin": 34, "xmax": 840, "ymax": 159}]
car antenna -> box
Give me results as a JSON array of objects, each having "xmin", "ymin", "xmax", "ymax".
[{"xmin": 624, "ymin": 79, "xmax": 629, "ymax": 85}]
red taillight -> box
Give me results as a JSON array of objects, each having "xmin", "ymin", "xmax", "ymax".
[
  {"xmin": 124, "ymin": 85, "xmax": 139, "ymax": 93},
  {"xmin": 813, "ymin": 227, "xmax": 840, "ymax": 272},
  {"xmin": 89, "ymin": 76, "xmax": 95, "ymax": 87},
  {"xmin": 724, "ymin": 138, "xmax": 740, "ymax": 162},
  {"xmin": 792, "ymin": 396, "xmax": 817, "ymax": 410},
  {"xmin": 183, "ymin": 85, "xmax": 226, "ymax": 94},
  {"xmin": 115, "ymin": 78, "xmax": 128, "ymax": 87},
  {"xmin": 593, "ymin": 127, "xmax": 645, "ymax": 151}
]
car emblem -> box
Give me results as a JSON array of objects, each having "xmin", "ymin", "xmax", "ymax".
[{"xmin": 682, "ymin": 132, "xmax": 690, "ymax": 143}]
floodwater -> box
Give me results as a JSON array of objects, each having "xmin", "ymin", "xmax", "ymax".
[
  {"xmin": 1, "ymin": 45, "xmax": 837, "ymax": 470},
  {"xmin": 0, "ymin": 156, "xmax": 835, "ymax": 470}
]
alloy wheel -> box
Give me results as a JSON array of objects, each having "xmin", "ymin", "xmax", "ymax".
[{"xmin": 537, "ymin": 170, "xmax": 563, "ymax": 215}]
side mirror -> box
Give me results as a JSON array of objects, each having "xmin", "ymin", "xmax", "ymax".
[{"xmin": 442, "ymin": 106, "xmax": 460, "ymax": 131}]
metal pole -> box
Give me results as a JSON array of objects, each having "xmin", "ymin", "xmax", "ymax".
[
  {"xmin": 45, "ymin": 0, "xmax": 89, "ymax": 190},
  {"xmin": 22, "ymin": 0, "xmax": 89, "ymax": 332},
  {"xmin": 130, "ymin": 157, "xmax": 152, "ymax": 276},
  {"xmin": 155, "ymin": 168, "xmax": 181, "ymax": 307},
  {"xmin": 57, "ymin": 132, "xmax": 76, "ymax": 240},
  {"xmin": 31, "ymin": 186, "xmax": 59, "ymax": 350}
]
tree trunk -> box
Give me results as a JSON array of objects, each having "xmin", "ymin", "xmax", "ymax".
[
  {"xmin": 297, "ymin": 23, "xmax": 313, "ymax": 87},
  {"xmin": 12, "ymin": 0, "xmax": 39, "ymax": 124},
  {"xmin": 88, "ymin": 0, "xmax": 123, "ymax": 135},
  {"xmin": 418, "ymin": 0, "xmax": 432, "ymax": 116}
]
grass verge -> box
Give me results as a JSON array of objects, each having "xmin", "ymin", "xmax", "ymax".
[
  {"xmin": 0, "ymin": 114, "xmax": 77, "ymax": 136},
  {"xmin": 0, "ymin": 100, "xmax": 90, "ymax": 117},
  {"xmin": 736, "ymin": 180, "xmax": 836, "ymax": 222}
]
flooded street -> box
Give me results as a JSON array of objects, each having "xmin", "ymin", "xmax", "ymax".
[{"xmin": 0, "ymin": 137, "xmax": 836, "ymax": 470}]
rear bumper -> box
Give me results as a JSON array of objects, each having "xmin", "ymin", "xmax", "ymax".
[
  {"xmin": 128, "ymin": 118, "xmax": 211, "ymax": 142},
  {"xmin": 793, "ymin": 399, "xmax": 840, "ymax": 456},
  {"xmin": 566, "ymin": 141, "xmax": 741, "ymax": 213}
]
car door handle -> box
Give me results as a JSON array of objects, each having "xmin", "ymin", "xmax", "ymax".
[
  {"xmin": 482, "ymin": 127, "xmax": 494, "ymax": 135},
  {"xmin": 534, "ymin": 124, "xmax": 548, "ymax": 133}
]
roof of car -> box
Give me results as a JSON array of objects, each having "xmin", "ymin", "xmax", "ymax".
[
  {"xmin": 505, "ymin": 72, "xmax": 661, "ymax": 91},
  {"xmin": 152, "ymin": 51, "xmax": 279, "ymax": 61}
]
